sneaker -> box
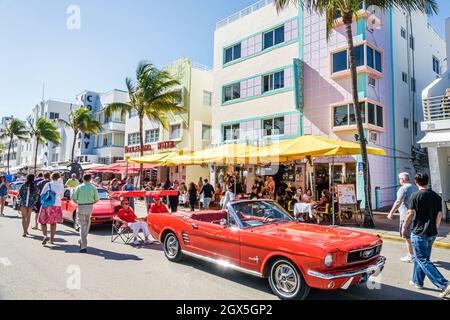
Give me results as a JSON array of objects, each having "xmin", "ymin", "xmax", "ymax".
[
  {"xmin": 133, "ymin": 239, "xmax": 140, "ymax": 245},
  {"xmin": 144, "ymin": 239, "xmax": 152, "ymax": 244},
  {"xmin": 409, "ymin": 280, "xmax": 424, "ymax": 290},
  {"xmin": 439, "ymin": 283, "xmax": 450, "ymax": 299},
  {"xmin": 401, "ymin": 255, "xmax": 414, "ymax": 263},
  {"xmin": 79, "ymin": 248, "xmax": 87, "ymax": 253}
]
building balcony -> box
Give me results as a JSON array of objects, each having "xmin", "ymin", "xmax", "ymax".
[
  {"xmin": 421, "ymin": 93, "xmax": 450, "ymax": 130},
  {"xmin": 102, "ymin": 121, "xmax": 126, "ymax": 132}
]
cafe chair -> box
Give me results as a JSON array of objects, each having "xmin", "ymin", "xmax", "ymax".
[
  {"xmin": 316, "ymin": 203, "xmax": 331, "ymax": 224},
  {"xmin": 111, "ymin": 205, "xmax": 143, "ymax": 244}
]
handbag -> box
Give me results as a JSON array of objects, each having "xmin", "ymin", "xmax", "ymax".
[{"xmin": 40, "ymin": 183, "xmax": 56, "ymax": 208}]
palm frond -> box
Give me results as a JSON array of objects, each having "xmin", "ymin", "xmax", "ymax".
[{"xmin": 104, "ymin": 102, "xmax": 133, "ymax": 118}]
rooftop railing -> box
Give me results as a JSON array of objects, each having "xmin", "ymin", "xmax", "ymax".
[
  {"xmin": 216, "ymin": 0, "xmax": 274, "ymax": 30},
  {"xmin": 422, "ymin": 93, "xmax": 450, "ymax": 122}
]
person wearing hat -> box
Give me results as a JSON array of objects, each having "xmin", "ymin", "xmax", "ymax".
[
  {"xmin": 116, "ymin": 199, "xmax": 152, "ymax": 245},
  {"xmin": 150, "ymin": 195, "xmax": 169, "ymax": 214}
]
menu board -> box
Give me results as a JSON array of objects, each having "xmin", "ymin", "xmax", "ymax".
[{"xmin": 337, "ymin": 184, "xmax": 357, "ymax": 205}]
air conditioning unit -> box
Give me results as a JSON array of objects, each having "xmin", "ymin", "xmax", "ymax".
[
  {"xmin": 369, "ymin": 131, "xmax": 378, "ymax": 143},
  {"xmin": 368, "ymin": 76, "xmax": 376, "ymax": 87},
  {"xmin": 366, "ymin": 5, "xmax": 382, "ymax": 32}
]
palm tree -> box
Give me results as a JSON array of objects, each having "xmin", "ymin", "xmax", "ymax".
[
  {"xmin": 104, "ymin": 61, "xmax": 185, "ymax": 187},
  {"xmin": 274, "ymin": 0, "xmax": 437, "ymax": 227},
  {"xmin": 58, "ymin": 107, "xmax": 102, "ymax": 163},
  {"xmin": 0, "ymin": 119, "xmax": 29, "ymax": 174},
  {"xmin": 27, "ymin": 117, "xmax": 61, "ymax": 173}
]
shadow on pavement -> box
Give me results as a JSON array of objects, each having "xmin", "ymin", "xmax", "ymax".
[
  {"xmin": 434, "ymin": 261, "xmax": 450, "ymax": 271},
  {"xmin": 48, "ymin": 244, "xmax": 143, "ymax": 261},
  {"xmin": 0, "ymin": 214, "xmax": 21, "ymax": 220},
  {"xmin": 176, "ymin": 256, "xmax": 442, "ymax": 300}
]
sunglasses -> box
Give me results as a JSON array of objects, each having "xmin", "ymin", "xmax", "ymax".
[{"xmin": 123, "ymin": 202, "xmax": 129, "ymax": 205}]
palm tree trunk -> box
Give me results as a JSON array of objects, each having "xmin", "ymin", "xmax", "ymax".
[
  {"xmin": 71, "ymin": 130, "xmax": 78, "ymax": 163},
  {"xmin": 34, "ymin": 139, "xmax": 39, "ymax": 174},
  {"xmin": 138, "ymin": 116, "xmax": 144, "ymax": 189},
  {"xmin": 6, "ymin": 137, "xmax": 12, "ymax": 175},
  {"xmin": 344, "ymin": 19, "xmax": 375, "ymax": 228}
]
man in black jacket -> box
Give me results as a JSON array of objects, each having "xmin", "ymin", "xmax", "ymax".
[{"xmin": 199, "ymin": 179, "xmax": 215, "ymax": 210}]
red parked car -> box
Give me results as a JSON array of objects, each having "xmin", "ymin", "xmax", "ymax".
[
  {"xmin": 6, "ymin": 181, "xmax": 23, "ymax": 210},
  {"xmin": 147, "ymin": 200, "xmax": 385, "ymax": 300},
  {"xmin": 62, "ymin": 188, "xmax": 120, "ymax": 230}
]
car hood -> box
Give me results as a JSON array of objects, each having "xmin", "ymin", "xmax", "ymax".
[
  {"xmin": 92, "ymin": 200, "xmax": 120, "ymax": 216},
  {"xmin": 251, "ymin": 222, "xmax": 381, "ymax": 252}
]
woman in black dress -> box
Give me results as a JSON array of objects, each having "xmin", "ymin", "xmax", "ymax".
[{"xmin": 188, "ymin": 182, "xmax": 197, "ymax": 212}]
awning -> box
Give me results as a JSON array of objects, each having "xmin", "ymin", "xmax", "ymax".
[
  {"xmin": 86, "ymin": 162, "xmax": 155, "ymax": 174},
  {"xmin": 418, "ymin": 131, "xmax": 450, "ymax": 148},
  {"xmin": 128, "ymin": 152, "xmax": 182, "ymax": 165}
]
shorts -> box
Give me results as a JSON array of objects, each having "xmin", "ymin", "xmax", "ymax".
[{"xmin": 400, "ymin": 220, "xmax": 412, "ymax": 240}]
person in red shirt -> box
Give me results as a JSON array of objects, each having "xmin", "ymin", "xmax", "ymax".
[
  {"xmin": 116, "ymin": 199, "xmax": 152, "ymax": 245},
  {"xmin": 150, "ymin": 196, "xmax": 169, "ymax": 214}
]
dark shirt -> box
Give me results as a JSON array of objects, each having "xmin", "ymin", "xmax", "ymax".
[
  {"xmin": 409, "ymin": 189, "xmax": 442, "ymax": 237},
  {"xmin": 200, "ymin": 183, "xmax": 215, "ymax": 198}
]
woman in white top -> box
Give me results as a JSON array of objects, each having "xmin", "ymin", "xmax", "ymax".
[
  {"xmin": 39, "ymin": 172, "xmax": 64, "ymax": 245},
  {"xmin": 222, "ymin": 186, "xmax": 236, "ymax": 210}
]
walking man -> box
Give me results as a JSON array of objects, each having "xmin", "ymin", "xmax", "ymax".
[
  {"xmin": 402, "ymin": 173, "xmax": 450, "ymax": 298},
  {"xmin": 72, "ymin": 174, "xmax": 99, "ymax": 253},
  {"xmin": 199, "ymin": 179, "xmax": 215, "ymax": 210},
  {"xmin": 388, "ymin": 172, "xmax": 418, "ymax": 263}
]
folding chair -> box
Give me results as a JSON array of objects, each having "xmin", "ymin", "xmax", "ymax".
[
  {"xmin": 111, "ymin": 205, "xmax": 143, "ymax": 244},
  {"xmin": 316, "ymin": 203, "xmax": 331, "ymax": 224}
]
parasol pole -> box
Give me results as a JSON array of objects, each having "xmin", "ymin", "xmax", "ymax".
[{"xmin": 331, "ymin": 156, "xmax": 336, "ymax": 226}]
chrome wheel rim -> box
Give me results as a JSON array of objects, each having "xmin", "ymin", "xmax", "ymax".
[
  {"xmin": 274, "ymin": 264, "xmax": 298, "ymax": 296},
  {"xmin": 165, "ymin": 235, "xmax": 179, "ymax": 258}
]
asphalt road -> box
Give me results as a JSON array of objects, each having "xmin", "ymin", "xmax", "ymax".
[{"xmin": 1, "ymin": 205, "xmax": 449, "ymax": 300}]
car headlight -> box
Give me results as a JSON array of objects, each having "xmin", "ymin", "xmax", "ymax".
[{"xmin": 325, "ymin": 253, "xmax": 333, "ymax": 268}]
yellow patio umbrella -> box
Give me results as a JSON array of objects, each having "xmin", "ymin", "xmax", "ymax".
[
  {"xmin": 128, "ymin": 152, "xmax": 182, "ymax": 165},
  {"xmin": 251, "ymin": 135, "xmax": 385, "ymax": 163},
  {"xmin": 167, "ymin": 144, "xmax": 261, "ymax": 166}
]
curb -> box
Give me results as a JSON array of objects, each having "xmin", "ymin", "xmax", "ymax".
[{"xmin": 376, "ymin": 233, "xmax": 450, "ymax": 250}]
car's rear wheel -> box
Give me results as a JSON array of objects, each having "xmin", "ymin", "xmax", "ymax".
[
  {"xmin": 73, "ymin": 212, "xmax": 80, "ymax": 232},
  {"xmin": 268, "ymin": 259, "xmax": 310, "ymax": 300},
  {"xmin": 163, "ymin": 232, "xmax": 183, "ymax": 262},
  {"xmin": 13, "ymin": 198, "xmax": 19, "ymax": 210}
]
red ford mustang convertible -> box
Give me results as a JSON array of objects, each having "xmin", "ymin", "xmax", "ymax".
[{"xmin": 147, "ymin": 200, "xmax": 385, "ymax": 300}]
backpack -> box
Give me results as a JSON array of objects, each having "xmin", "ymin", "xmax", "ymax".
[{"xmin": 40, "ymin": 183, "xmax": 56, "ymax": 208}]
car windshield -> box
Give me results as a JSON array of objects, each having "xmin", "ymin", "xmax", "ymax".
[
  {"xmin": 13, "ymin": 183, "xmax": 23, "ymax": 190},
  {"xmin": 98, "ymin": 189, "xmax": 109, "ymax": 200},
  {"xmin": 231, "ymin": 201, "xmax": 294, "ymax": 228}
]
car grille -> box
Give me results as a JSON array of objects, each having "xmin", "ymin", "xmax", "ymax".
[{"xmin": 347, "ymin": 245, "xmax": 382, "ymax": 264}]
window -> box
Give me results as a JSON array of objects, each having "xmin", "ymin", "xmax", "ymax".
[
  {"xmin": 366, "ymin": 45, "xmax": 382, "ymax": 72},
  {"xmin": 203, "ymin": 91, "xmax": 212, "ymax": 106},
  {"xmin": 264, "ymin": 26, "xmax": 284, "ymax": 49},
  {"xmin": 401, "ymin": 28, "xmax": 406, "ymax": 39},
  {"xmin": 354, "ymin": 45, "xmax": 365, "ymax": 67},
  {"xmin": 223, "ymin": 124, "xmax": 240, "ymax": 141},
  {"xmin": 202, "ymin": 125, "xmax": 211, "ymax": 140},
  {"xmin": 129, "ymin": 109, "xmax": 138, "ymax": 118},
  {"xmin": 170, "ymin": 124, "xmax": 182, "ymax": 140},
  {"xmin": 224, "ymin": 43, "xmax": 241, "ymax": 64},
  {"xmin": 114, "ymin": 133, "xmax": 125, "ymax": 147},
  {"xmin": 128, "ymin": 133, "xmax": 140, "ymax": 146},
  {"xmin": 263, "ymin": 71, "xmax": 285, "ymax": 93},
  {"xmin": 409, "ymin": 36, "xmax": 415, "ymax": 50},
  {"xmin": 432, "ymin": 56, "xmax": 440, "ymax": 74},
  {"xmin": 404, "ymin": 118, "xmax": 410, "ymax": 129},
  {"xmin": 332, "ymin": 50, "xmax": 348, "ymax": 73},
  {"xmin": 402, "ymin": 72, "xmax": 408, "ymax": 83},
  {"xmin": 333, "ymin": 101, "xmax": 382, "ymax": 129},
  {"xmin": 145, "ymin": 129, "xmax": 160, "ymax": 143},
  {"xmin": 49, "ymin": 112, "xmax": 59, "ymax": 120},
  {"xmin": 413, "ymin": 121, "xmax": 418, "ymax": 136},
  {"xmin": 102, "ymin": 133, "xmax": 112, "ymax": 147},
  {"xmin": 223, "ymin": 83, "xmax": 241, "ymax": 102},
  {"xmin": 263, "ymin": 117, "xmax": 285, "ymax": 136},
  {"xmin": 411, "ymin": 77, "xmax": 416, "ymax": 92}
]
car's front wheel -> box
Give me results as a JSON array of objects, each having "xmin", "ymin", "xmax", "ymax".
[
  {"xmin": 268, "ymin": 259, "xmax": 310, "ymax": 300},
  {"xmin": 163, "ymin": 232, "xmax": 184, "ymax": 262}
]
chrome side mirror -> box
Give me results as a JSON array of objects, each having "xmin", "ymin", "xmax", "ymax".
[{"xmin": 220, "ymin": 218, "xmax": 227, "ymax": 227}]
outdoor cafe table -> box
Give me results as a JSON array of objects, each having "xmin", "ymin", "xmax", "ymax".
[{"xmin": 294, "ymin": 202, "xmax": 314, "ymax": 219}]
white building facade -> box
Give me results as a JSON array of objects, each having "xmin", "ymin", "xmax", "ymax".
[{"xmin": 212, "ymin": 0, "xmax": 446, "ymax": 207}]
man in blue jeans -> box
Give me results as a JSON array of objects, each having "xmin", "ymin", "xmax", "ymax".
[{"xmin": 402, "ymin": 173, "xmax": 450, "ymax": 299}]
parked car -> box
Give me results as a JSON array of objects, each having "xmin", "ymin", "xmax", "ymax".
[
  {"xmin": 6, "ymin": 181, "xmax": 23, "ymax": 210},
  {"xmin": 147, "ymin": 200, "xmax": 385, "ymax": 300},
  {"xmin": 62, "ymin": 188, "xmax": 120, "ymax": 231}
]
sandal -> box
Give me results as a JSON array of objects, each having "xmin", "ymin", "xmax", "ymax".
[
  {"xmin": 22, "ymin": 233, "xmax": 27, "ymax": 237},
  {"xmin": 31, "ymin": 226, "xmax": 38, "ymax": 230},
  {"xmin": 42, "ymin": 237, "xmax": 48, "ymax": 245}
]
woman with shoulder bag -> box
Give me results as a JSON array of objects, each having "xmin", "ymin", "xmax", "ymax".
[
  {"xmin": 39, "ymin": 173, "xmax": 64, "ymax": 245},
  {"xmin": 18, "ymin": 174, "xmax": 40, "ymax": 237}
]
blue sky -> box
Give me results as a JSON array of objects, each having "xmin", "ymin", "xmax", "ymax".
[{"xmin": 0, "ymin": 0, "xmax": 448, "ymax": 120}]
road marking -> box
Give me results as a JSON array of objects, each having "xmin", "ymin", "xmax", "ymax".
[{"xmin": 0, "ymin": 257, "xmax": 12, "ymax": 266}]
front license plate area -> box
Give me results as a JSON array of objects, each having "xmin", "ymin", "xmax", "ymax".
[{"xmin": 359, "ymin": 273, "xmax": 369, "ymax": 284}]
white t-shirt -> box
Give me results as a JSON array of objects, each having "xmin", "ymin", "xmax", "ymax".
[{"xmin": 41, "ymin": 180, "xmax": 65, "ymax": 207}]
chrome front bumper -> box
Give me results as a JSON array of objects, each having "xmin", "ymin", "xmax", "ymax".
[{"xmin": 307, "ymin": 256, "xmax": 386, "ymax": 280}]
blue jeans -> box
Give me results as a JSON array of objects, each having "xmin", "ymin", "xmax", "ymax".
[
  {"xmin": 411, "ymin": 234, "xmax": 449, "ymax": 290},
  {"xmin": 203, "ymin": 198, "xmax": 212, "ymax": 210}
]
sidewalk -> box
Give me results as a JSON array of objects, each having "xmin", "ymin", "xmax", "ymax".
[{"xmin": 345, "ymin": 212, "xmax": 450, "ymax": 249}]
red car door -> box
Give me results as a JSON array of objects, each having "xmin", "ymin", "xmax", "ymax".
[
  {"xmin": 187, "ymin": 220, "xmax": 241, "ymax": 266},
  {"xmin": 239, "ymin": 228, "xmax": 274, "ymax": 273}
]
